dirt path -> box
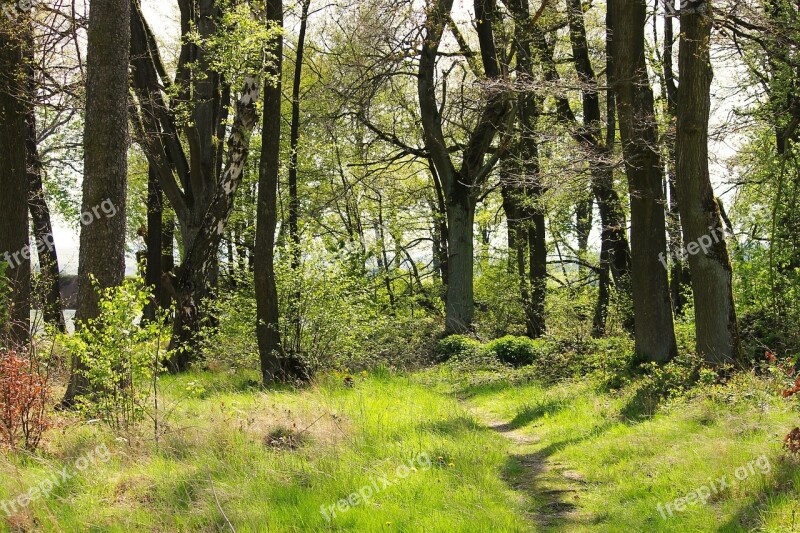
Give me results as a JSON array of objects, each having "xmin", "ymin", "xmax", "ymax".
[{"xmin": 469, "ymin": 408, "xmax": 586, "ymax": 530}]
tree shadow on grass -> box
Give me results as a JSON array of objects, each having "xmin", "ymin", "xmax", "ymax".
[
  {"xmin": 507, "ymin": 399, "xmax": 569, "ymax": 430},
  {"xmin": 417, "ymin": 414, "xmax": 488, "ymax": 437},
  {"xmin": 619, "ymin": 386, "xmax": 666, "ymax": 423},
  {"xmin": 717, "ymin": 455, "xmax": 800, "ymax": 532}
]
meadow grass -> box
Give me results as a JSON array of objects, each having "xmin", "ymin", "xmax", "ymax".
[
  {"xmin": 447, "ymin": 368, "xmax": 800, "ymax": 532},
  {"xmin": 0, "ymin": 369, "xmax": 528, "ymax": 532},
  {"xmin": 2, "ymin": 365, "xmax": 800, "ymax": 531}
]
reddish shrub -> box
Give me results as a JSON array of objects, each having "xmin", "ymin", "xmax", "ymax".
[{"xmin": 0, "ymin": 351, "xmax": 50, "ymax": 450}]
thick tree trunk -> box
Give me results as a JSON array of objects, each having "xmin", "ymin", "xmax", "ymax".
[
  {"xmin": 444, "ymin": 188, "xmax": 475, "ymax": 333},
  {"xmin": 63, "ymin": 0, "xmax": 130, "ymax": 404},
  {"xmin": 0, "ymin": 17, "xmax": 31, "ymax": 345},
  {"xmin": 166, "ymin": 75, "xmax": 261, "ymax": 372},
  {"xmin": 611, "ymin": 0, "xmax": 677, "ymax": 362},
  {"xmin": 676, "ymin": 3, "xmax": 739, "ymax": 363}
]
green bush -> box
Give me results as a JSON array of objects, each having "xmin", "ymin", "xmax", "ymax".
[
  {"xmin": 484, "ymin": 335, "xmax": 545, "ymax": 367},
  {"xmin": 61, "ymin": 278, "xmax": 172, "ymax": 430},
  {"xmin": 435, "ymin": 335, "xmax": 480, "ymax": 362}
]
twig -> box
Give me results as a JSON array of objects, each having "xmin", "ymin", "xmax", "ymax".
[{"xmin": 206, "ymin": 466, "xmax": 236, "ymax": 532}]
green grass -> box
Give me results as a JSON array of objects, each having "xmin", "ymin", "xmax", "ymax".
[
  {"xmin": 439, "ymin": 368, "xmax": 800, "ymax": 532},
  {"xmin": 3, "ymin": 364, "xmax": 800, "ymax": 531},
  {"xmin": 0, "ymin": 369, "xmax": 528, "ymax": 532}
]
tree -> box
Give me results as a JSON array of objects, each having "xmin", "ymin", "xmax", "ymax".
[
  {"xmin": 256, "ymin": 0, "xmax": 306, "ymax": 383},
  {"xmin": 0, "ymin": 14, "xmax": 30, "ymax": 345},
  {"xmin": 676, "ymin": 0, "xmax": 739, "ymax": 362},
  {"xmin": 418, "ymin": 0, "xmax": 513, "ymax": 333},
  {"xmin": 63, "ymin": 0, "xmax": 130, "ymax": 405},
  {"xmin": 501, "ymin": 0, "xmax": 548, "ymax": 338},
  {"xmin": 610, "ymin": 0, "xmax": 677, "ymax": 362},
  {"xmin": 129, "ymin": 0, "xmax": 265, "ymax": 369},
  {"xmin": 661, "ymin": 0, "xmax": 691, "ymax": 316}
]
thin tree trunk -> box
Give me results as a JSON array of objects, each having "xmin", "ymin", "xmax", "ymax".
[
  {"xmin": 676, "ymin": 2, "xmax": 739, "ymax": 363},
  {"xmin": 662, "ymin": 0, "xmax": 691, "ymax": 316},
  {"xmin": 256, "ymin": 0, "xmax": 306, "ymax": 383},
  {"xmin": 143, "ymin": 163, "xmax": 163, "ymax": 323},
  {"xmin": 610, "ymin": 0, "xmax": 677, "ymax": 362},
  {"xmin": 285, "ymin": 0, "xmax": 310, "ymax": 346},
  {"xmin": 24, "ymin": 31, "xmax": 65, "ymax": 333},
  {"xmin": 63, "ymin": 0, "xmax": 130, "ymax": 404}
]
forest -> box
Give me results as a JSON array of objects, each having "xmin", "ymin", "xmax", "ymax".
[{"xmin": 1, "ymin": 0, "xmax": 800, "ymax": 529}]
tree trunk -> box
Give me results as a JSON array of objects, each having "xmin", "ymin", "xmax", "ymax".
[
  {"xmin": 663, "ymin": 0, "xmax": 691, "ymax": 316},
  {"xmin": 0, "ymin": 16, "xmax": 31, "ymax": 345},
  {"xmin": 444, "ymin": 187, "xmax": 475, "ymax": 333},
  {"xmin": 166, "ymin": 76, "xmax": 261, "ymax": 372},
  {"xmin": 256, "ymin": 0, "xmax": 306, "ymax": 383},
  {"xmin": 27, "ymin": 108, "xmax": 65, "ymax": 332},
  {"xmin": 143, "ymin": 163, "xmax": 163, "ymax": 323},
  {"xmin": 161, "ymin": 213, "xmax": 175, "ymax": 308},
  {"xmin": 285, "ymin": 0, "xmax": 309, "ymax": 346},
  {"xmin": 418, "ymin": 0, "xmax": 511, "ymax": 334},
  {"xmin": 575, "ymin": 194, "xmax": 593, "ymax": 268},
  {"xmin": 527, "ymin": 196, "xmax": 547, "ymax": 337},
  {"xmin": 610, "ymin": 0, "xmax": 677, "ymax": 362},
  {"xmin": 676, "ymin": 3, "xmax": 739, "ymax": 363},
  {"xmin": 24, "ymin": 25, "xmax": 65, "ymax": 333},
  {"xmin": 63, "ymin": 0, "xmax": 130, "ymax": 404}
]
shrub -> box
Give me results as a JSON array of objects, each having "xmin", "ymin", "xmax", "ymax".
[
  {"xmin": 435, "ymin": 335, "xmax": 480, "ymax": 362},
  {"xmin": 484, "ymin": 335, "xmax": 545, "ymax": 367},
  {"xmin": 0, "ymin": 351, "xmax": 50, "ymax": 451},
  {"xmin": 61, "ymin": 278, "xmax": 171, "ymax": 430}
]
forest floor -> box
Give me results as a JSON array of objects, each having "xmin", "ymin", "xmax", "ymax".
[{"xmin": 1, "ymin": 364, "xmax": 800, "ymax": 532}]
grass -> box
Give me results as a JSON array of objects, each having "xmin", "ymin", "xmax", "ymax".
[
  {"xmin": 2, "ymin": 361, "xmax": 800, "ymax": 531},
  {"xmin": 432, "ymin": 366, "xmax": 800, "ymax": 532},
  {"xmin": 0, "ymin": 368, "xmax": 528, "ymax": 532}
]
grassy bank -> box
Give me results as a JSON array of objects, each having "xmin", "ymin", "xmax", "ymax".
[{"xmin": 2, "ymin": 363, "xmax": 800, "ymax": 531}]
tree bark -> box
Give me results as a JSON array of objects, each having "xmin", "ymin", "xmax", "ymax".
[
  {"xmin": 63, "ymin": 0, "xmax": 130, "ymax": 404},
  {"xmin": 286, "ymin": 0, "xmax": 309, "ymax": 346},
  {"xmin": 662, "ymin": 0, "xmax": 691, "ymax": 316},
  {"xmin": 24, "ymin": 24, "xmax": 65, "ymax": 333},
  {"xmin": 0, "ymin": 16, "xmax": 31, "ymax": 345},
  {"xmin": 610, "ymin": 0, "xmax": 677, "ymax": 362},
  {"xmin": 418, "ymin": 0, "xmax": 512, "ymax": 334},
  {"xmin": 676, "ymin": 2, "xmax": 739, "ymax": 363},
  {"xmin": 166, "ymin": 75, "xmax": 261, "ymax": 371},
  {"xmin": 256, "ymin": 0, "xmax": 305, "ymax": 384},
  {"xmin": 529, "ymin": 0, "xmax": 631, "ymax": 336},
  {"xmin": 444, "ymin": 188, "xmax": 476, "ymax": 332},
  {"xmin": 143, "ymin": 163, "xmax": 163, "ymax": 323}
]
